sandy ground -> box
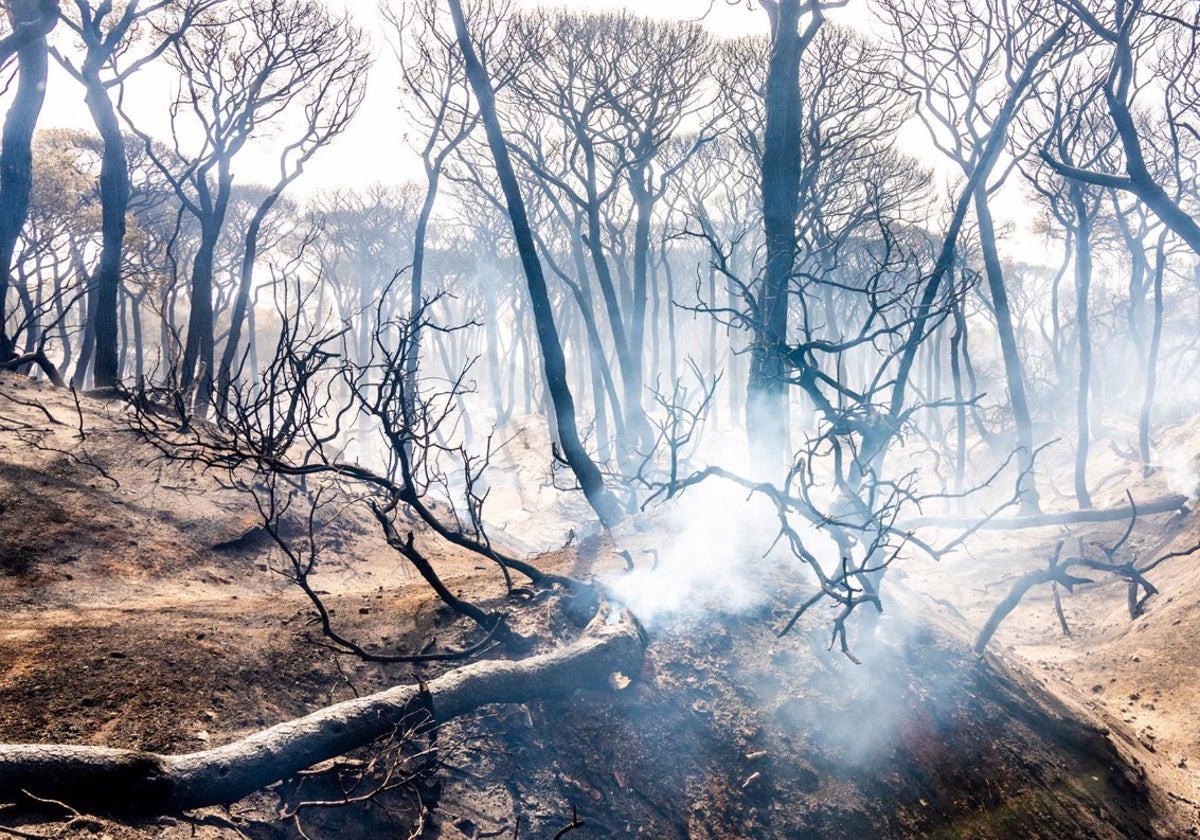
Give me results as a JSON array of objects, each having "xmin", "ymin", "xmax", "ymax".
[{"xmin": 902, "ymin": 432, "xmax": 1200, "ymax": 835}]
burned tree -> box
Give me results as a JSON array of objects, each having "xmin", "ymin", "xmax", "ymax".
[
  {"xmin": 879, "ymin": 0, "xmax": 1076, "ymax": 512},
  {"xmin": 502, "ymin": 9, "xmax": 714, "ymax": 458},
  {"xmin": 51, "ymin": 0, "xmax": 221, "ymax": 389},
  {"xmin": 0, "ymin": 0, "xmax": 62, "ymax": 383},
  {"xmin": 0, "ymin": 616, "xmax": 643, "ymax": 816},
  {"xmin": 973, "ymin": 493, "xmax": 1198, "ymax": 652},
  {"xmin": 746, "ymin": 0, "xmax": 838, "ymax": 473},
  {"xmin": 213, "ymin": 1, "xmax": 368, "ymax": 414},
  {"xmin": 124, "ymin": 0, "xmax": 362, "ymax": 405},
  {"xmin": 446, "ymin": 0, "xmax": 625, "ymax": 528},
  {"xmin": 1041, "ymin": 1, "xmax": 1200, "ymax": 256}
]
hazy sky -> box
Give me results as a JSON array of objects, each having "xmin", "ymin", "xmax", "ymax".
[
  {"xmin": 36, "ymin": 1, "xmax": 1017, "ymax": 246},
  {"xmin": 307, "ymin": 1, "xmax": 773, "ymax": 190},
  {"xmin": 29, "ymin": 1, "xmax": 1045, "ymax": 262},
  {"xmin": 34, "ymin": 1, "xmax": 774, "ymax": 195}
]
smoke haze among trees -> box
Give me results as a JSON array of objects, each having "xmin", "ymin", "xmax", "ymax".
[{"xmin": 2, "ymin": 0, "xmax": 1200, "ymax": 636}]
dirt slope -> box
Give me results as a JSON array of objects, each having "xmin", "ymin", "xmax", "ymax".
[
  {"xmin": 0, "ymin": 374, "xmax": 1185, "ymax": 838},
  {"xmin": 904, "ymin": 428, "xmax": 1200, "ymax": 837}
]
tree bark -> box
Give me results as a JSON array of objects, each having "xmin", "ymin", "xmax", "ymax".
[
  {"xmin": 83, "ymin": 75, "xmax": 129, "ymax": 389},
  {"xmin": 626, "ymin": 169, "xmax": 655, "ymax": 450},
  {"xmin": 1069, "ymin": 182, "xmax": 1093, "ymax": 509},
  {"xmin": 1138, "ymin": 235, "xmax": 1165, "ymax": 475},
  {"xmin": 748, "ymin": 0, "xmax": 817, "ymax": 473},
  {"xmin": 216, "ymin": 188, "xmax": 281, "ymax": 413},
  {"xmin": 180, "ymin": 163, "xmax": 231, "ymax": 402},
  {"xmin": 0, "ymin": 618, "xmax": 643, "ymax": 816}
]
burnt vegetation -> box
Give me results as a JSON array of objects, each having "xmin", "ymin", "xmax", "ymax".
[{"xmin": 0, "ymin": 0, "xmax": 1199, "ymax": 837}]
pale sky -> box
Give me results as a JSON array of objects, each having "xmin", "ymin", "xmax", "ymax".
[
  {"xmin": 305, "ymin": 0, "xmax": 774, "ymax": 191},
  {"xmin": 32, "ymin": 1, "xmax": 1035, "ymax": 253},
  {"xmin": 34, "ymin": 1, "xmax": 773, "ymax": 195}
]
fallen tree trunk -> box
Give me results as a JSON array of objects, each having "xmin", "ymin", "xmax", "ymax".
[
  {"xmin": 0, "ymin": 617, "xmax": 644, "ymax": 817},
  {"xmin": 905, "ymin": 494, "xmax": 1188, "ymax": 531}
]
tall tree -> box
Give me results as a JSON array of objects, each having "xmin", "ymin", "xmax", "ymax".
[
  {"xmin": 214, "ymin": 2, "xmax": 368, "ymax": 412},
  {"xmin": 502, "ymin": 9, "xmax": 713, "ymax": 458},
  {"xmin": 0, "ymin": 0, "xmax": 59, "ymax": 377},
  {"xmin": 1023, "ymin": 70, "xmax": 1120, "ymax": 508},
  {"xmin": 746, "ymin": 0, "xmax": 834, "ymax": 473},
  {"xmin": 52, "ymin": 0, "xmax": 219, "ymax": 388},
  {"xmin": 126, "ymin": 0, "xmax": 355, "ymax": 402},
  {"xmin": 446, "ymin": 0, "xmax": 624, "ymax": 527},
  {"xmin": 880, "ymin": 0, "xmax": 1071, "ymax": 510}
]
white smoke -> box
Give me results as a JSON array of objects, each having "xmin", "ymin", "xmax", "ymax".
[
  {"xmin": 608, "ymin": 477, "xmax": 838, "ymax": 630},
  {"xmin": 1154, "ymin": 445, "xmax": 1200, "ymax": 503}
]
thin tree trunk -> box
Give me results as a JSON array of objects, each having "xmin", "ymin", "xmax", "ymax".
[
  {"xmin": 217, "ymin": 189, "xmax": 280, "ymax": 414},
  {"xmin": 72, "ymin": 283, "xmax": 97, "ymax": 390},
  {"xmin": 14, "ymin": 266, "xmax": 34, "ymax": 356},
  {"xmin": 707, "ymin": 262, "xmax": 718, "ymax": 426},
  {"xmin": 1139, "ymin": 235, "xmax": 1166, "ymax": 475},
  {"xmin": 180, "ymin": 168, "xmax": 231, "ymax": 403},
  {"xmin": 132, "ymin": 291, "xmax": 145, "ymax": 381},
  {"xmin": 448, "ymin": 0, "xmax": 622, "ymax": 527},
  {"xmin": 628, "ymin": 173, "xmax": 654, "ymax": 448},
  {"xmin": 55, "ymin": 289, "xmax": 72, "ymax": 374},
  {"xmin": 950, "ymin": 298, "xmax": 968, "ymax": 508},
  {"xmin": 974, "ymin": 188, "xmax": 1039, "ymax": 512},
  {"xmin": 566, "ymin": 229, "xmax": 625, "ymax": 451},
  {"xmin": 403, "ymin": 163, "xmax": 441, "ymax": 435},
  {"xmin": 1070, "ymin": 184, "xmax": 1093, "ymax": 509},
  {"xmin": 664, "ymin": 248, "xmax": 678, "ymax": 384},
  {"xmin": 117, "ymin": 285, "xmax": 128, "ymax": 380},
  {"xmin": 84, "ymin": 75, "xmax": 128, "ymax": 388},
  {"xmin": 0, "ymin": 0, "xmax": 51, "ymax": 361}
]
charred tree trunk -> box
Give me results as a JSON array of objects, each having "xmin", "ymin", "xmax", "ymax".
[
  {"xmin": 950, "ymin": 297, "xmax": 968, "ymax": 505},
  {"xmin": 627, "ymin": 169, "xmax": 654, "ymax": 449},
  {"xmin": 1070, "ymin": 182, "xmax": 1093, "ymax": 509},
  {"xmin": 72, "ymin": 283, "xmax": 98, "ymax": 390},
  {"xmin": 402, "ymin": 159, "xmax": 444, "ymax": 440},
  {"xmin": 132, "ymin": 289, "xmax": 146, "ymax": 382},
  {"xmin": 217, "ymin": 190, "xmax": 280, "ymax": 412},
  {"xmin": 974, "ymin": 188, "xmax": 1040, "ymax": 512},
  {"xmin": 663, "ymin": 248, "xmax": 678, "ymax": 384},
  {"xmin": 0, "ymin": 0, "xmax": 54, "ymax": 362},
  {"xmin": 83, "ymin": 76, "xmax": 129, "ymax": 389},
  {"xmin": 580, "ymin": 195, "xmax": 644, "ymax": 458},
  {"xmin": 447, "ymin": 0, "xmax": 623, "ymax": 527},
  {"xmin": 568, "ymin": 229, "xmax": 625, "ymax": 455},
  {"xmin": 180, "ymin": 166, "xmax": 232, "ymax": 401},
  {"xmin": 749, "ymin": 0, "xmax": 819, "ymax": 473},
  {"xmin": 1139, "ymin": 235, "xmax": 1165, "ymax": 476},
  {"xmin": 55, "ymin": 284, "xmax": 72, "ymax": 375}
]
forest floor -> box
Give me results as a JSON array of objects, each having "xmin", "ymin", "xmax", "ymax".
[
  {"xmin": 903, "ymin": 422, "xmax": 1200, "ymax": 835},
  {"xmin": 0, "ymin": 373, "xmax": 1196, "ymax": 838}
]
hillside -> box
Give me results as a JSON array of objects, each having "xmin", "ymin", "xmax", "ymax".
[{"xmin": 0, "ymin": 374, "xmax": 1192, "ymax": 838}]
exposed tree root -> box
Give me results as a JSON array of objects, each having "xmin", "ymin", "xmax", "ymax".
[
  {"xmin": 0, "ymin": 617, "xmax": 644, "ymax": 818},
  {"xmin": 906, "ymin": 493, "xmax": 1188, "ymax": 531}
]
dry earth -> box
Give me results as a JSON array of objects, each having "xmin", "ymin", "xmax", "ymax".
[
  {"xmin": 904, "ymin": 424, "xmax": 1200, "ymax": 836},
  {"xmin": 0, "ymin": 373, "xmax": 1194, "ymax": 838}
]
